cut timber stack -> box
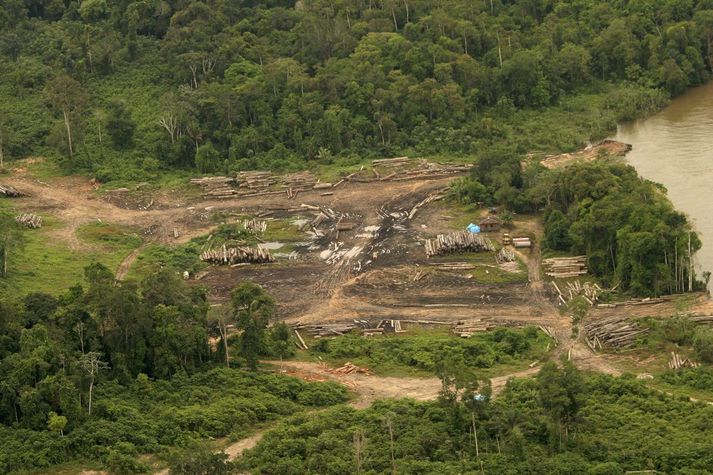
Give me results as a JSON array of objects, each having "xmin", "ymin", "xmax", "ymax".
[
  {"xmin": 327, "ymin": 362, "xmax": 371, "ymax": 375},
  {"xmin": 0, "ymin": 184, "xmax": 25, "ymax": 198},
  {"xmin": 584, "ymin": 317, "xmax": 649, "ymax": 350},
  {"xmin": 452, "ymin": 318, "xmax": 494, "ymax": 337},
  {"xmin": 372, "ymin": 157, "xmax": 411, "ymax": 167},
  {"xmin": 200, "ymin": 244, "xmax": 274, "ymax": 265},
  {"xmin": 689, "ymin": 315, "xmax": 713, "ymax": 325},
  {"xmin": 425, "ymin": 231, "xmax": 494, "ymax": 257},
  {"xmin": 668, "ymin": 352, "xmax": 699, "ymax": 369},
  {"xmin": 236, "ymin": 171, "xmax": 277, "ymax": 192},
  {"xmin": 15, "ymin": 213, "xmax": 42, "ymax": 229},
  {"xmin": 282, "ymin": 171, "xmax": 318, "ymax": 191},
  {"xmin": 242, "ymin": 218, "xmax": 267, "ymax": 233},
  {"xmin": 543, "ymin": 256, "xmax": 588, "ymax": 277},
  {"xmin": 496, "ymin": 247, "xmax": 516, "ymax": 263},
  {"xmin": 189, "ymin": 176, "xmax": 237, "ymax": 199},
  {"xmin": 294, "ymin": 322, "xmax": 356, "ymax": 338}
]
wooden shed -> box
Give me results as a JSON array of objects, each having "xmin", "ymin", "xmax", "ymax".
[{"xmin": 478, "ymin": 215, "xmax": 503, "ymax": 232}]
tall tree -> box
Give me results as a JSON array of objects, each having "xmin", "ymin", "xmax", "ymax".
[
  {"xmin": 78, "ymin": 351, "xmax": 108, "ymax": 416},
  {"xmin": 0, "ymin": 212, "xmax": 23, "ymax": 277},
  {"xmin": 230, "ymin": 281, "xmax": 275, "ymax": 371},
  {"xmin": 45, "ymin": 75, "xmax": 87, "ymax": 159}
]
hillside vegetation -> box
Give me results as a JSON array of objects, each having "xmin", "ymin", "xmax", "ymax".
[{"xmin": 1, "ymin": 0, "xmax": 712, "ymax": 180}]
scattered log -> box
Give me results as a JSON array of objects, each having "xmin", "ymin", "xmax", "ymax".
[
  {"xmin": 668, "ymin": 351, "xmax": 699, "ymax": 370},
  {"xmin": 0, "ymin": 184, "xmax": 25, "ymax": 198}
]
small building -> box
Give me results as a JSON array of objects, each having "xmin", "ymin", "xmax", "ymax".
[{"xmin": 479, "ymin": 215, "xmax": 503, "ymax": 232}]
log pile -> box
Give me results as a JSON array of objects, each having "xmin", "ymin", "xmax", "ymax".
[
  {"xmin": 390, "ymin": 162, "xmax": 472, "ymax": 181},
  {"xmin": 200, "ymin": 244, "xmax": 274, "ymax": 265},
  {"xmin": 543, "ymin": 256, "xmax": 587, "ymax": 277},
  {"xmin": 668, "ymin": 351, "xmax": 699, "ymax": 370},
  {"xmin": 584, "ymin": 317, "xmax": 649, "ymax": 350},
  {"xmin": 689, "ymin": 315, "xmax": 713, "ymax": 325},
  {"xmin": 327, "ymin": 362, "xmax": 371, "ymax": 375},
  {"xmin": 0, "ymin": 184, "xmax": 25, "ymax": 198},
  {"xmin": 242, "ymin": 218, "xmax": 267, "ymax": 233},
  {"xmin": 496, "ymin": 247, "xmax": 516, "ymax": 263},
  {"xmin": 295, "ymin": 322, "xmax": 357, "ymax": 338},
  {"xmin": 15, "ymin": 213, "xmax": 42, "ymax": 229},
  {"xmin": 373, "ymin": 157, "xmax": 411, "ymax": 168},
  {"xmin": 282, "ymin": 171, "xmax": 318, "ymax": 191},
  {"xmin": 236, "ymin": 171, "xmax": 277, "ymax": 191},
  {"xmin": 425, "ymin": 231, "xmax": 494, "ymax": 257},
  {"xmin": 189, "ymin": 176, "xmax": 237, "ymax": 199},
  {"xmin": 452, "ymin": 318, "xmax": 495, "ymax": 337},
  {"xmin": 551, "ymin": 280, "xmax": 602, "ymax": 306}
]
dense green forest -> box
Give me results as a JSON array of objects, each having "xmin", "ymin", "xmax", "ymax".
[
  {"xmin": 452, "ymin": 158, "xmax": 705, "ymax": 295},
  {"xmin": 0, "ymin": 265, "xmax": 349, "ymax": 473},
  {"xmin": 1, "ymin": 0, "xmax": 713, "ymax": 179},
  {"xmin": 242, "ymin": 366, "xmax": 713, "ymax": 474}
]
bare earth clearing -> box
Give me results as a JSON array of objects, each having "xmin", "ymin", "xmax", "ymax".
[{"xmin": 5, "ymin": 157, "xmax": 713, "ymax": 473}]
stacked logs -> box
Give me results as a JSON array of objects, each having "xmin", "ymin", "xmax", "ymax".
[
  {"xmin": 282, "ymin": 171, "xmax": 318, "ymax": 191},
  {"xmin": 425, "ymin": 231, "xmax": 494, "ymax": 257},
  {"xmin": 15, "ymin": 213, "xmax": 42, "ymax": 228},
  {"xmin": 669, "ymin": 352, "xmax": 699, "ymax": 370},
  {"xmin": 452, "ymin": 318, "xmax": 494, "ymax": 337},
  {"xmin": 242, "ymin": 218, "xmax": 267, "ymax": 233},
  {"xmin": 200, "ymin": 244, "xmax": 274, "ymax": 265},
  {"xmin": 372, "ymin": 157, "xmax": 411, "ymax": 167},
  {"xmin": 189, "ymin": 176, "xmax": 237, "ymax": 199},
  {"xmin": 689, "ymin": 315, "xmax": 713, "ymax": 325},
  {"xmin": 543, "ymin": 256, "xmax": 588, "ymax": 277},
  {"xmin": 0, "ymin": 184, "xmax": 24, "ymax": 197},
  {"xmin": 584, "ymin": 317, "xmax": 649, "ymax": 350},
  {"xmin": 236, "ymin": 171, "xmax": 277, "ymax": 190}
]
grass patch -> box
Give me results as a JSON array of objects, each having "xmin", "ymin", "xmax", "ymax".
[
  {"xmin": 0, "ymin": 219, "xmax": 142, "ymax": 298},
  {"xmin": 128, "ymin": 243, "xmax": 206, "ymax": 281},
  {"xmin": 76, "ymin": 222, "xmax": 142, "ymax": 250},
  {"xmin": 302, "ymin": 325, "xmax": 552, "ymax": 378}
]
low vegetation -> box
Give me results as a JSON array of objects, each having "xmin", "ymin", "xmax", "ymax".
[
  {"xmin": 307, "ymin": 326, "xmax": 551, "ymax": 377},
  {"xmin": 0, "ymin": 368, "xmax": 346, "ymax": 474}
]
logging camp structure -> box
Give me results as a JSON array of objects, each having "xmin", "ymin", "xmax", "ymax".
[{"xmin": 478, "ymin": 215, "xmax": 503, "ymax": 232}]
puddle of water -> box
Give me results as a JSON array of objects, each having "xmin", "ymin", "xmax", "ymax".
[{"xmin": 259, "ymin": 242, "xmax": 284, "ymax": 250}]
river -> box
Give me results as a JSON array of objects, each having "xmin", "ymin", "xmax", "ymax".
[{"xmin": 614, "ymin": 81, "xmax": 713, "ymax": 278}]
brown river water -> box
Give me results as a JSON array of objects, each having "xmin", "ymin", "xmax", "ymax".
[{"xmin": 614, "ymin": 81, "xmax": 713, "ymax": 279}]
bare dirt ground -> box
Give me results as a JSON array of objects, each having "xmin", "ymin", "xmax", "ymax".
[{"xmin": 11, "ymin": 159, "xmax": 711, "ymax": 475}]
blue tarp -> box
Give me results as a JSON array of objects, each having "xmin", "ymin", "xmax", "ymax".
[{"xmin": 467, "ymin": 223, "xmax": 480, "ymax": 234}]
